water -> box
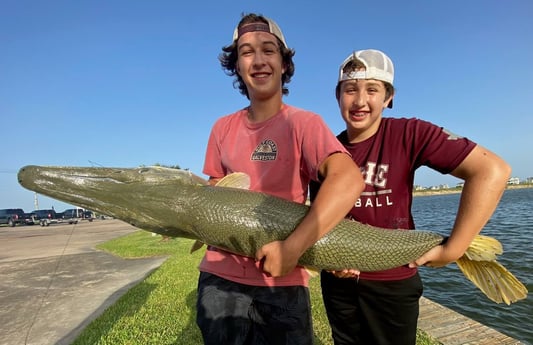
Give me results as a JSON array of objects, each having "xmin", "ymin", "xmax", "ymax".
[{"xmin": 412, "ymin": 188, "xmax": 533, "ymax": 344}]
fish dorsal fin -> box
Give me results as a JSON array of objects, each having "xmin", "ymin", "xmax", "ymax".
[{"xmin": 215, "ymin": 172, "xmax": 250, "ymax": 189}]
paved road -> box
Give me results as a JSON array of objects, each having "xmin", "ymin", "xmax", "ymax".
[{"xmin": 0, "ymin": 219, "xmax": 167, "ymax": 345}]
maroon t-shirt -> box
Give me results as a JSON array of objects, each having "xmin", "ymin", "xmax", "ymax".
[{"xmin": 313, "ymin": 117, "xmax": 477, "ymax": 280}]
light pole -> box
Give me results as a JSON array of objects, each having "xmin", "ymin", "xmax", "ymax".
[{"xmin": 34, "ymin": 192, "xmax": 39, "ymax": 210}]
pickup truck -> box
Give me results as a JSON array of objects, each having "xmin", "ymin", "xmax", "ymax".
[
  {"xmin": 31, "ymin": 209, "xmax": 61, "ymax": 226},
  {"xmin": 0, "ymin": 208, "xmax": 34, "ymax": 227}
]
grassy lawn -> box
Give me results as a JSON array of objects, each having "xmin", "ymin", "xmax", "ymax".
[{"xmin": 72, "ymin": 231, "xmax": 441, "ymax": 345}]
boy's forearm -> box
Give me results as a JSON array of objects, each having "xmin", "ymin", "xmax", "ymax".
[{"xmin": 286, "ymin": 159, "xmax": 364, "ymax": 256}]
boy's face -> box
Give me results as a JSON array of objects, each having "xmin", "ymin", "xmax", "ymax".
[
  {"xmin": 338, "ymin": 78, "xmax": 392, "ymax": 142},
  {"xmin": 235, "ymin": 30, "xmax": 285, "ymax": 101}
]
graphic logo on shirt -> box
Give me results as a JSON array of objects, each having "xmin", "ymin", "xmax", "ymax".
[
  {"xmin": 361, "ymin": 162, "xmax": 389, "ymax": 188},
  {"xmin": 355, "ymin": 161, "xmax": 394, "ymax": 208},
  {"xmin": 443, "ymin": 128, "xmax": 464, "ymax": 140},
  {"xmin": 251, "ymin": 139, "xmax": 277, "ymax": 161}
]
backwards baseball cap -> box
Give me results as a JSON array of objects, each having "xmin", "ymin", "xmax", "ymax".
[
  {"xmin": 338, "ymin": 49, "xmax": 394, "ymax": 84},
  {"xmin": 338, "ymin": 49, "xmax": 394, "ymax": 108},
  {"xmin": 232, "ymin": 16, "xmax": 288, "ymax": 49}
]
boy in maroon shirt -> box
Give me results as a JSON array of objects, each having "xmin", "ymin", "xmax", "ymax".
[{"xmin": 311, "ymin": 49, "xmax": 511, "ymax": 345}]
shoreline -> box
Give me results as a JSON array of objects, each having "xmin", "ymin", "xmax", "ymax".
[{"xmin": 413, "ymin": 184, "xmax": 532, "ymax": 197}]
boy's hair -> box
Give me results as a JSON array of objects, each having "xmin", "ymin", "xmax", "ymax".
[
  {"xmin": 335, "ymin": 49, "xmax": 395, "ymax": 108},
  {"xmin": 220, "ymin": 13, "xmax": 296, "ymax": 99}
]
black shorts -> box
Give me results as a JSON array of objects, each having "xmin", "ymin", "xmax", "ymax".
[
  {"xmin": 196, "ymin": 272, "xmax": 314, "ymax": 345},
  {"xmin": 321, "ymin": 271, "xmax": 423, "ymax": 345}
]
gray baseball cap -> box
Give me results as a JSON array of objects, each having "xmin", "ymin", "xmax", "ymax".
[{"xmin": 232, "ymin": 16, "xmax": 288, "ymax": 48}]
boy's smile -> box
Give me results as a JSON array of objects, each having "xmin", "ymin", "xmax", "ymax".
[
  {"xmin": 339, "ymin": 79, "xmax": 392, "ymax": 142},
  {"xmin": 236, "ymin": 31, "xmax": 284, "ymax": 101}
]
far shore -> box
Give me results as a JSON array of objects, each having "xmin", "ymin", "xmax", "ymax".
[{"xmin": 413, "ymin": 183, "xmax": 532, "ymax": 196}]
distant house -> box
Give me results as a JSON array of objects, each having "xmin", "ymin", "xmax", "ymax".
[
  {"xmin": 508, "ymin": 177, "xmax": 520, "ymax": 185},
  {"xmin": 526, "ymin": 177, "xmax": 533, "ymax": 184}
]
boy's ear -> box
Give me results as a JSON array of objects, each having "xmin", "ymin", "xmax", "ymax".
[
  {"xmin": 384, "ymin": 93, "xmax": 394, "ymax": 109},
  {"xmin": 384, "ymin": 97, "xmax": 393, "ymax": 108}
]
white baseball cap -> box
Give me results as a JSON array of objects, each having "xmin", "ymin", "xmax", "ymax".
[
  {"xmin": 232, "ymin": 16, "xmax": 288, "ymax": 48},
  {"xmin": 338, "ymin": 49, "xmax": 394, "ymax": 85},
  {"xmin": 338, "ymin": 49, "xmax": 394, "ymax": 108}
]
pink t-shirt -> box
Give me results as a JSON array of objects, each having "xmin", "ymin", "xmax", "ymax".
[{"xmin": 200, "ymin": 104, "xmax": 349, "ymax": 287}]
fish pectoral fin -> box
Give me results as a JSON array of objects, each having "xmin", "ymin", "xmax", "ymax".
[
  {"xmin": 190, "ymin": 240, "xmax": 205, "ymax": 254},
  {"xmin": 305, "ymin": 266, "xmax": 320, "ymax": 278},
  {"xmin": 215, "ymin": 172, "xmax": 251, "ymax": 189}
]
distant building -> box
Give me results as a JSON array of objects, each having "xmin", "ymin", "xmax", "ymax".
[
  {"xmin": 526, "ymin": 177, "xmax": 533, "ymax": 184},
  {"xmin": 508, "ymin": 177, "xmax": 520, "ymax": 185}
]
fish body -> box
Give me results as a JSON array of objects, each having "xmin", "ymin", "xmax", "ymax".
[
  {"xmin": 17, "ymin": 165, "xmax": 441, "ymax": 271},
  {"xmin": 17, "ymin": 165, "xmax": 528, "ymax": 303}
]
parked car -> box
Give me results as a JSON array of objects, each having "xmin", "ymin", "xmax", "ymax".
[
  {"xmin": 30, "ymin": 209, "xmax": 60, "ymax": 226},
  {"xmin": 0, "ymin": 208, "xmax": 33, "ymax": 227},
  {"xmin": 62, "ymin": 208, "xmax": 85, "ymax": 224},
  {"xmin": 83, "ymin": 210, "xmax": 94, "ymax": 222}
]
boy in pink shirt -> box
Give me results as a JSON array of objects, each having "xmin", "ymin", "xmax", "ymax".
[{"xmin": 196, "ymin": 13, "xmax": 364, "ymax": 345}]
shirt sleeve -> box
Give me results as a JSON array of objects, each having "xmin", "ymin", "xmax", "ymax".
[
  {"xmin": 409, "ymin": 118, "xmax": 477, "ymax": 174},
  {"xmin": 300, "ymin": 113, "xmax": 349, "ymax": 182},
  {"xmin": 203, "ymin": 118, "xmax": 227, "ymax": 179}
]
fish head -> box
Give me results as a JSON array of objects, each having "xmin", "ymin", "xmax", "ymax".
[
  {"xmin": 17, "ymin": 165, "xmax": 208, "ymax": 236},
  {"xmin": 18, "ymin": 165, "xmax": 208, "ymax": 194}
]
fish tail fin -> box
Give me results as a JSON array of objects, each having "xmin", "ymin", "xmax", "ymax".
[{"xmin": 455, "ymin": 235, "xmax": 528, "ymax": 305}]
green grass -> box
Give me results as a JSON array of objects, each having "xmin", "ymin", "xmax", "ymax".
[{"xmin": 72, "ymin": 231, "xmax": 441, "ymax": 345}]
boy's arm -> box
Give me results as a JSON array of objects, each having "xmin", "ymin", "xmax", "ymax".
[
  {"xmin": 411, "ymin": 145, "xmax": 511, "ymax": 267},
  {"xmin": 256, "ymin": 152, "xmax": 365, "ymax": 277}
]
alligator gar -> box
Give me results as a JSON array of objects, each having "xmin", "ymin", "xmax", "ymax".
[{"xmin": 17, "ymin": 165, "xmax": 527, "ymax": 304}]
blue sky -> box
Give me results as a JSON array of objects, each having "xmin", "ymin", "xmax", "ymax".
[{"xmin": 2, "ymin": 0, "xmax": 532, "ymax": 212}]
